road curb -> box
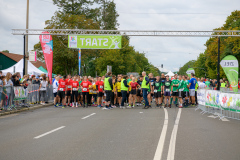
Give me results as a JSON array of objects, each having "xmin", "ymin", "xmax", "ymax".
[{"xmin": 0, "ymin": 103, "xmax": 54, "ymax": 116}]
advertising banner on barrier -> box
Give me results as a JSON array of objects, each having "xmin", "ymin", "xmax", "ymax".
[
  {"xmin": 68, "ymin": 35, "xmax": 122, "ymax": 49},
  {"xmin": 14, "ymin": 87, "xmax": 28, "ymax": 101},
  {"xmin": 197, "ymin": 89, "xmax": 240, "ymax": 112},
  {"xmin": 220, "ymin": 55, "xmax": 239, "ymax": 93}
]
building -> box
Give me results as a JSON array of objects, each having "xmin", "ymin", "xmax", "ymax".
[{"xmin": 0, "ymin": 52, "xmax": 46, "ymax": 70}]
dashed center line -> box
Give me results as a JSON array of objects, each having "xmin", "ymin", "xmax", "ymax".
[
  {"xmin": 34, "ymin": 126, "xmax": 65, "ymax": 139},
  {"xmin": 82, "ymin": 113, "xmax": 96, "ymax": 119}
]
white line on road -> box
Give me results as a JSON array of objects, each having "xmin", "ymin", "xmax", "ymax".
[
  {"xmin": 167, "ymin": 108, "xmax": 182, "ymax": 160},
  {"xmin": 153, "ymin": 108, "xmax": 168, "ymax": 160},
  {"xmin": 34, "ymin": 126, "xmax": 65, "ymax": 139},
  {"xmin": 82, "ymin": 113, "xmax": 96, "ymax": 119}
]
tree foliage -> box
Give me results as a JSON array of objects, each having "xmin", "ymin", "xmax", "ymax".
[
  {"xmin": 34, "ymin": 0, "xmax": 160, "ymax": 76},
  {"xmin": 181, "ymin": 10, "xmax": 240, "ymax": 79},
  {"xmin": 178, "ymin": 60, "xmax": 195, "ymax": 76}
]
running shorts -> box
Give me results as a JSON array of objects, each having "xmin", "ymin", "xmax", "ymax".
[
  {"xmin": 154, "ymin": 91, "xmax": 161, "ymax": 98},
  {"xmin": 130, "ymin": 89, "xmax": 136, "ymax": 95},
  {"xmin": 172, "ymin": 92, "xmax": 179, "ymax": 96},
  {"xmin": 164, "ymin": 91, "xmax": 171, "ymax": 97},
  {"xmin": 183, "ymin": 91, "xmax": 189, "ymax": 98},
  {"xmin": 97, "ymin": 92, "xmax": 103, "ymax": 97},
  {"xmin": 117, "ymin": 92, "xmax": 122, "ymax": 97},
  {"xmin": 105, "ymin": 90, "xmax": 111, "ymax": 101},
  {"xmin": 137, "ymin": 90, "xmax": 142, "ymax": 97},
  {"xmin": 179, "ymin": 91, "xmax": 183, "ymax": 98},
  {"xmin": 189, "ymin": 89, "xmax": 195, "ymax": 96},
  {"xmin": 67, "ymin": 90, "xmax": 71, "ymax": 96},
  {"xmin": 57, "ymin": 91, "xmax": 65, "ymax": 99}
]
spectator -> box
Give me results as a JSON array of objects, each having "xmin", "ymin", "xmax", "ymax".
[
  {"xmin": 39, "ymin": 75, "xmax": 48, "ymax": 105},
  {"xmin": 1, "ymin": 80, "xmax": 8, "ymax": 111},
  {"xmin": 0, "ymin": 75, "xmax": 3, "ymax": 109},
  {"xmin": 33, "ymin": 76, "xmax": 40, "ymax": 85},
  {"xmin": 13, "ymin": 75, "xmax": 20, "ymax": 86},
  {"xmin": 4, "ymin": 73, "xmax": 13, "ymax": 108},
  {"xmin": 0, "ymin": 71, "xmax": 2, "ymax": 76}
]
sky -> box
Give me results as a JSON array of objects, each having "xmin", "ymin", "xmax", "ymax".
[{"xmin": 0, "ymin": 0, "xmax": 240, "ymax": 73}]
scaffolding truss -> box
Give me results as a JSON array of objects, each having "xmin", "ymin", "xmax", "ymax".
[{"xmin": 12, "ymin": 29, "xmax": 240, "ymax": 37}]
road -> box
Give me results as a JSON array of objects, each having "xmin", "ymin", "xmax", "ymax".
[{"xmin": 0, "ymin": 104, "xmax": 240, "ymax": 160}]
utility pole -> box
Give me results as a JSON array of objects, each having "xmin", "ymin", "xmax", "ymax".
[
  {"xmin": 217, "ymin": 37, "xmax": 220, "ymax": 90},
  {"xmin": 24, "ymin": 0, "xmax": 29, "ymax": 75}
]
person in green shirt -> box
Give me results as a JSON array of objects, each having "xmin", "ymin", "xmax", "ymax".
[
  {"xmin": 177, "ymin": 75, "xmax": 184, "ymax": 108},
  {"xmin": 154, "ymin": 76, "xmax": 162, "ymax": 108},
  {"xmin": 194, "ymin": 76, "xmax": 199, "ymax": 105},
  {"xmin": 171, "ymin": 74, "xmax": 180, "ymax": 107},
  {"xmin": 162, "ymin": 75, "xmax": 172, "ymax": 108},
  {"xmin": 182, "ymin": 75, "xmax": 190, "ymax": 107}
]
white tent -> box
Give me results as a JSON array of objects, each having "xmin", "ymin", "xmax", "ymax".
[
  {"xmin": 1, "ymin": 59, "xmax": 45, "ymax": 76},
  {"xmin": 165, "ymin": 71, "xmax": 175, "ymax": 78}
]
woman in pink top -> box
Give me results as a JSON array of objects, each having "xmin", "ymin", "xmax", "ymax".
[{"xmin": 129, "ymin": 77, "xmax": 140, "ymax": 108}]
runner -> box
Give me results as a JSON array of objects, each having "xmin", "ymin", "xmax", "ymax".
[
  {"xmin": 78, "ymin": 77, "xmax": 83, "ymax": 106},
  {"xmin": 127, "ymin": 75, "xmax": 133, "ymax": 104},
  {"xmin": 182, "ymin": 75, "xmax": 190, "ymax": 107},
  {"xmin": 71, "ymin": 76, "xmax": 79, "ymax": 107},
  {"xmin": 120, "ymin": 75, "xmax": 129, "ymax": 109},
  {"xmin": 96, "ymin": 76, "xmax": 104, "ymax": 108},
  {"xmin": 66, "ymin": 75, "xmax": 72, "ymax": 107},
  {"xmin": 160, "ymin": 73, "xmax": 166, "ymax": 106},
  {"xmin": 80, "ymin": 76, "xmax": 92, "ymax": 108},
  {"xmin": 53, "ymin": 76, "xmax": 59, "ymax": 107},
  {"xmin": 194, "ymin": 75, "xmax": 199, "ymax": 105},
  {"xmin": 111, "ymin": 75, "xmax": 117, "ymax": 108},
  {"xmin": 103, "ymin": 72, "xmax": 113, "ymax": 110},
  {"xmin": 162, "ymin": 75, "xmax": 172, "ymax": 108},
  {"xmin": 136, "ymin": 76, "xmax": 143, "ymax": 106},
  {"xmin": 148, "ymin": 73, "xmax": 156, "ymax": 104},
  {"xmin": 88, "ymin": 79, "xmax": 93, "ymax": 107},
  {"xmin": 57, "ymin": 75, "xmax": 67, "ymax": 108},
  {"xmin": 171, "ymin": 74, "xmax": 180, "ymax": 107},
  {"xmin": 129, "ymin": 77, "xmax": 139, "ymax": 108},
  {"xmin": 189, "ymin": 73, "xmax": 197, "ymax": 106},
  {"xmin": 116, "ymin": 75, "xmax": 122, "ymax": 107},
  {"xmin": 198, "ymin": 77, "xmax": 206, "ymax": 89},
  {"xmin": 177, "ymin": 75, "xmax": 184, "ymax": 108},
  {"xmin": 141, "ymin": 71, "xmax": 150, "ymax": 109},
  {"xmin": 153, "ymin": 76, "xmax": 162, "ymax": 108}
]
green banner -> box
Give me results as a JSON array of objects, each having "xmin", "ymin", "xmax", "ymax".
[
  {"xmin": 186, "ymin": 68, "xmax": 195, "ymax": 79},
  {"xmin": 68, "ymin": 35, "xmax": 122, "ymax": 49},
  {"xmin": 220, "ymin": 55, "xmax": 239, "ymax": 93}
]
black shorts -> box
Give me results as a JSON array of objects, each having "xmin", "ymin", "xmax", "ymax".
[
  {"xmin": 172, "ymin": 92, "xmax": 179, "ymax": 97},
  {"xmin": 67, "ymin": 91, "xmax": 71, "ymax": 96},
  {"xmin": 154, "ymin": 91, "xmax": 161, "ymax": 98},
  {"xmin": 137, "ymin": 90, "xmax": 142, "ymax": 97},
  {"xmin": 97, "ymin": 92, "xmax": 103, "ymax": 97},
  {"xmin": 105, "ymin": 90, "xmax": 111, "ymax": 101},
  {"xmin": 117, "ymin": 92, "xmax": 122, "ymax": 97},
  {"xmin": 57, "ymin": 91, "xmax": 65, "ymax": 99},
  {"xmin": 54, "ymin": 92, "xmax": 57, "ymax": 97},
  {"xmin": 151, "ymin": 93, "xmax": 154, "ymax": 97},
  {"xmin": 78, "ymin": 92, "xmax": 82, "ymax": 96},
  {"xmin": 179, "ymin": 91, "xmax": 183, "ymax": 98},
  {"xmin": 183, "ymin": 91, "xmax": 189, "ymax": 98},
  {"xmin": 130, "ymin": 89, "xmax": 136, "ymax": 95}
]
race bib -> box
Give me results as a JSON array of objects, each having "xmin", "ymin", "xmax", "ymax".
[
  {"xmin": 68, "ymin": 86, "xmax": 71, "ymax": 88},
  {"xmin": 83, "ymin": 88, "xmax": 87, "ymax": 91},
  {"xmin": 59, "ymin": 88, "xmax": 64, "ymax": 91},
  {"xmin": 89, "ymin": 90, "xmax": 93, "ymax": 93},
  {"xmin": 100, "ymin": 86, "xmax": 103, "ymax": 89},
  {"xmin": 154, "ymin": 89, "xmax": 157, "ymax": 93},
  {"xmin": 166, "ymin": 89, "xmax": 170, "ymax": 92},
  {"xmin": 151, "ymin": 82, "xmax": 154, "ymax": 85},
  {"xmin": 73, "ymin": 88, "xmax": 77, "ymax": 91},
  {"xmin": 138, "ymin": 87, "xmax": 141, "ymax": 90},
  {"xmin": 179, "ymin": 89, "xmax": 183, "ymax": 91}
]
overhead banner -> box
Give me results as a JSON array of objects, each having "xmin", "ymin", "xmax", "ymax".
[
  {"xmin": 68, "ymin": 35, "xmax": 122, "ymax": 49},
  {"xmin": 186, "ymin": 68, "xmax": 195, "ymax": 78},
  {"xmin": 39, "ymin": 32, "xmax": 53, "ymax": 84},
  {"xmin": 220, "ymin": 55, "xmax": 239, "ymax": 93}
]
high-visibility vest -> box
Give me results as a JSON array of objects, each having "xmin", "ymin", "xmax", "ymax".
[
  {"xmin": 104, "ymin": 77, "xmax": 111, "ymax": 91},
  {"xmin": 141, "ymin": 76, "xmax": 149, "ymax": 89},
  {"xmin": 121, "ymin": 79, "xmax": 128, "ymax": 91}
]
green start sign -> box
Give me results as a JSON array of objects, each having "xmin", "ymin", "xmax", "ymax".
[{"xmin": 68, "ymin": 35, "xmax": 122, "ymax": 49}]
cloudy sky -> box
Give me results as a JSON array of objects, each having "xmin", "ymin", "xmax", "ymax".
[{"xmin": 0, "ymin": 0, "xmax": 239, "ymax": 72}]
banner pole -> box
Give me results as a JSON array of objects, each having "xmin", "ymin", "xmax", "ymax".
[
  {"xmin": 79, "ymin": 49, "xmax": 81, "ymax": 76},
  {"xmin": 217, "ymin": 37, "xmax": 220, "ymax": 90}
]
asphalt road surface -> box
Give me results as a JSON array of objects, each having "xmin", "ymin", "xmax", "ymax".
[{"xmin": 0, "ymin": 104, "xmax": 240, "ymax": 160}]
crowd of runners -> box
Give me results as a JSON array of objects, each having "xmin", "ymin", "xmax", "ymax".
[{"xmin": 53, "ymin": 71, "xmax": 203, "ymax": 109}]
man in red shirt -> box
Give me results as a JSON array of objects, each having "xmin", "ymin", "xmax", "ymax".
[
  {"xmin": 71, "ymin": 76, "xmax": 79, "ymax": 107},
  {"xmin": 96, "ymin": 76, "xmax": 104, "ymax": 107},
  {"xmin": 129, "ymin": 77, "xmax": 140, "ymax": 108},
  {"xmin": 80, "ymin": 76, "xmax": 92, "ymax": 108},
  {"xmin": 57, "ymin": 75, "xmax": 68, "ymax": 108}
]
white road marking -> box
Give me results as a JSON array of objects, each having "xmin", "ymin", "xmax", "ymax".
[
  {"xmin": 34, "ymin": 126, "xmax": 65, "ymax": 139},
  {"xmin": 221, "ymin": 118, "xmax": 229, "ymax": 121},
  {"xmin": 82, "ymin": 113, "xmax": 96, "ymax": 119},
  {"xmin": 153, "ymin": 108, "xmax": 168, "ymax": 160},
  {"xmin": 167, "ymin": 108, "xmax": 182, "ymax": 160},
  {"xmin": 139, "ymin": 112, "xmax": 143, "ymax": 114},
  {"xmin": 208, "ymin": 115, "xmax": 216, "ymax": 118}
]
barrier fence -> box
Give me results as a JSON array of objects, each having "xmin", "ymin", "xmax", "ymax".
[
  {"xmin": 196, "ymin": 88, "xmax": 240, "ymax": 120},
  {"xmin": 1, "ymin": 84, "xmax": 54, "ymax": 111}
]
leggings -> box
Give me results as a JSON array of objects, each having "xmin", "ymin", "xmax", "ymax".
[
  {"xmin": 121, "ymin": 91, "xmax": 127, "ymax": 106},
  {"xmin": 88, "ymin": 94, "xmax": 92, "ymax": 105},
  {"xmin": 82, "ymin": 92, "xmax": 89, "ymax": 105},
  {"xmin": 72, "ymin": 91, "xmax": 78, "ymax": 102}
]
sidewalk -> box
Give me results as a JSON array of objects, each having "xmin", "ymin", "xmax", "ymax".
[{"xmin": 0, "ymin": 103, "xmax": 54, "ymax": 116}]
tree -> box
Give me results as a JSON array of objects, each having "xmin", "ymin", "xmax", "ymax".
[{"xmin": 193, "ymin": 53, "xmax": 207, "ymax": 78}]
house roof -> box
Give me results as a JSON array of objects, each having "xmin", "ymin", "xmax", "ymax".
[{"xmin": 0, "ymin": 52, "xmax": 46, "ymax": 69}]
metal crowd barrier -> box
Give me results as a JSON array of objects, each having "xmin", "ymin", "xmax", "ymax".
[
  {"xmin": 196, "ymin": 88, "xmax": 240, "ymax": 120},
  {"xmin": 1, "ymin": 84, "xmax": 54, "ymax": 111}
]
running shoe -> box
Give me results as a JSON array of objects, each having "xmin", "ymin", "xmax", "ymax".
[
  {"xmin": 102, "ymin": 107, "xmax": 110, "ymax": 110},
  {"xmin": 179, "ymin": 106, "xmax": 183, "ymax": 108}
]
